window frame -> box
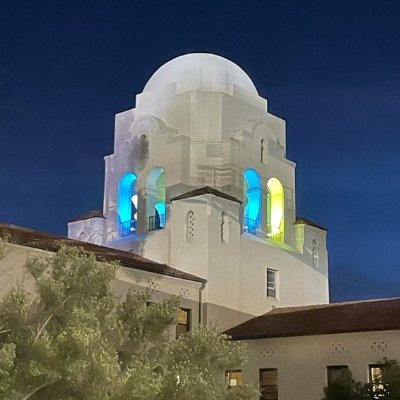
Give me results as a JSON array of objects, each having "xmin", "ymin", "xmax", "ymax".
[
  {"xmin": 259, "ymin": 368, "xmax": 278, "ymax": 400},
  {"xmin": 176, "ymin": 307, "xmax": 191, "ymax": 339},
  {"xmin": 266, "ymin": 268, "xmax": 278, "ymax": 299},
  {"xmin": 326, "ymin": 365, "xmax": 349, "ymax": 385},
  {"xmin": 226, "ymin": 370, "xmax": 243, "ymax": 388}
]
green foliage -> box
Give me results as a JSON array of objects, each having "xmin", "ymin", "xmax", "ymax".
[
  {"xmin": 366, "ymin": 359, "xmax": 400, "ymax": 400},
  {"xmin": 0, "ymin": 235, "xmax": 10, "ymax": 260},
  {"xmin": 322, "ymin": 362, "xmax": 400, "ymax": 400},
  {"xmin": 0, "ymin": 246, "xmax": 257, "ymax": 400},
  {"xmin": 322, "ymin": 369, "xmax": 369, "ymax": 400}
]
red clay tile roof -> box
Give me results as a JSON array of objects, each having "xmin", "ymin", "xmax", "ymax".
[
  {"xmin": 171, "ymin": 186, "xmax": 241, "ymax": 204},
  {"xmin": 294, "ymin": 216, "xmax": 328, "ymax": 231},
  {"xmin": 68, "ymin": 210, "xmax": 105, "ymax": 223},
  {"xmin": 225, "ymin": 298, "xmax": 400, "ymax": 340},
  {"xmin": 0, "ymin": 224, "xmax": 206, "ymax": 284}
]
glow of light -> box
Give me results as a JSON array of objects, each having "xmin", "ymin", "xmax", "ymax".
[
  {"xmin": 267, "ymin": 177, "xmax": 284, "ymax": 237},
  {"xmin": 243, "ymin": 168, "xmax": 261, "ymax": 230},
  {"xmin": 118, "ymin": 172, "xmax": 138, "ymax": 224}
]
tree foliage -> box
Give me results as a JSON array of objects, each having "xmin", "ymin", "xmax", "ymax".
[
  {"xmin": 0, "ymin": 246, "xmax": 257, "ymax": 400},
  {"xmin": 322, "ymin": 361, "xmax": 400, "ymax": 400}
]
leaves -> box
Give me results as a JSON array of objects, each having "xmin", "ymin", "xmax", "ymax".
[{"xmin": 0, "ymin": 246, "xmax": 256, "ymax": 400}]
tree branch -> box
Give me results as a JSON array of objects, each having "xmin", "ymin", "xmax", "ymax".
[
  {"xmin": 21, "ymin": 379, "xmax": 59, "ymax": 400},
  {"xmin": 0, "ymin": 329, "xmax": 11, "ymax": 334},
  {"xmin": 34, "ymin": 296, "xmax": 70, "ymax": 343}
]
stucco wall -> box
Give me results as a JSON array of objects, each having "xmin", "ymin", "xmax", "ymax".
[{"xmin": 242, "ymin": 330, "xmax": 400, "ymax": 400}]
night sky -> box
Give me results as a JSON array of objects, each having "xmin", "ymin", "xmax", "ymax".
[{"xmin": 1, "ymin": 1, "xmax": 400, "ymax": 302}]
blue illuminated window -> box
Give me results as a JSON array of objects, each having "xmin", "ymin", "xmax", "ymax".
[
  {"xmin": 118, "ymin": 172, "xmax": 138, "ymax": 236},
  {"xmin": 243, "ymin": 168, "xmax": 261, "ymax": 234},
  {"xmin": 146, "ymin": 167, "xmax": 166, "ymax": 231}
]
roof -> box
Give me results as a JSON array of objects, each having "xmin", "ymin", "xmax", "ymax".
[
  {"xmin": 171, "ymin": 186, "xmax": 241, "ymax": 204},
  {"xmin": 225, "ymin": 298, "xmax": 400, "ymax": 340},
  {"xmin": 294, "ymin": 216, "xmax": 328, "ymax": 231},
  {"xmin": 0, "ymin": 224, "xmax": 206, "ymax": 284},
  {"xmin": 143, "ymin": 53, "xmax": 258, "ymax": 95},
  {"xmin": 68, "ymin": 210, "xmax": 105, "ymax": 223}
]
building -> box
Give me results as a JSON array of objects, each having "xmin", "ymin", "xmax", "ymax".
[{"xmin": 1, "ymin": 53, "xmax": 399, "ymax": 400}]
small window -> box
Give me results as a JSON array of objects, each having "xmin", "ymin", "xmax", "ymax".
[
  {"xmin": 260, "ymin": 139, "xmax": 265, "ymax": 163},
  {"xmin": 176, "ymin": 308, "xmax": 190, "ymax": 338},
  {"xmin": 259, "ymin": 368, "xmax": 278, "ymax": 400},
  {"xmin": 226, "ymin": 370, "xmax": 243, "ymax": 387},
  {"xmin": 267, "ymin": 269, "xmax": 277, "ymax": 298},
  {"xmin": 369, "ymin": 364, "xmax": 384, "ymax": 392},
  {"xmin": 186, "ymin": 211, "xmax": 195, "ymax": 240},
  {"xmin": 327, "ymin": 365, "xmax": 349, "ymax": 385}
]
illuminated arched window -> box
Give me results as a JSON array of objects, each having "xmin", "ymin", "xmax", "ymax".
[
  {"xmin": 118, "ymin": 172, "xmax": 138, "ymax": 236},
  {"xmin": 146, "ymin": 167, "xmax": 166, "ymax": 231},
  {"xmin": 243, "ymin": 168, "xmax": 261, "ymax": 234},
  {"xmin": 267, "ymin": 177, "xmax": 284, "ymax": 242}
]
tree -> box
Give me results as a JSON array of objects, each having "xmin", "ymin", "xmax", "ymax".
[
  {"xmin": 322, "ymin": 369, "xmax": 369, "ymax": 400},
  {"xmin": 0, "ymin": 246, "xmax": 258, "ymax": 400},
  {"xmin": 366, "ymin": 359, "xmax": 400, "ymax": 400}
]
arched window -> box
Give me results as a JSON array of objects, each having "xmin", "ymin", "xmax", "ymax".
[
  {"xmin": 312, "ymin": 239, "xmax": 319, "ymax": 268},
  {"xmin": 243, "ymin": 168, "xmax": 262, "ymax": 234},
  {"xmin": 267, "ymin": 177, "xmax": 284, "ymax": 242},
  {"xmin": 118, "ymin": 172, "xmax": 138, "ymax": 236},
  {"xmin": 146, "ymin": 167, "xmax": 166, "ymax": 231},
  {"xmin": 186, "ymin": 211, "xmax": 195, "ymax": 240},
  {"xmin": 260, "ymin": 139, "xmax": 265, "ymax": 163}
]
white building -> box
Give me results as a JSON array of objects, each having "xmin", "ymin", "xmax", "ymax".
[
  {"xmin": 1, "ymin": 53, "xmax": 399, "ymax": 400},
  {"xmin": 67, "ymin": 53, "xmax": 329, "ymax": 331}
]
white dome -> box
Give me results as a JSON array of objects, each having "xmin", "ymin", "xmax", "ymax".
[{"xmin": 143, "ymin": 53, "xmax": 258, "ymax": 95}]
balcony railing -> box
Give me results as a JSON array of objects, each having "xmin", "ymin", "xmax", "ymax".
[
  {"xmin": 243, "ymin": 217, "xmax": 257, "ymax": 234},
  {"xmin": 120, "ymin": 219, "xmax": 136, "ymax": 237},
  {"xmin": 148, "ymin": 214, "xmax": 166, "ymax": 231}
]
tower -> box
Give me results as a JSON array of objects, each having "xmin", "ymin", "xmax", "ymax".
[{"xmin": 68, "ymin": 53, "xmax": 329, "ymax": 329}]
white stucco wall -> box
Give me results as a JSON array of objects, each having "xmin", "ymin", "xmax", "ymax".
[{"xmin": 242, "ymin": 330, "xmax": 400, "ymax": 400}]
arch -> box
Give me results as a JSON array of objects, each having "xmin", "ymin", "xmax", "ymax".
[
  {"xmin": 267, "ymin": 177, "xmax": 284, "ymax": 242},
  {"xmin": 118, "ymin": 172, "xmax": 138, "ymax": 236},
  {"xmin": 146, "ymin": 167, "xmax": 166, "ymax": 230},
  {"xmin": 243, "ymin": 168, "xmax": 262, "ymax": 234}
]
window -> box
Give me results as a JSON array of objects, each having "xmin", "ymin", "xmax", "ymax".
[
  {"xmin": 260, "ymin": 139, "xmax": 265, "ymax": 163},
  {"xmin": 176, "ymin": 308, "xmax": 190, "ymax": 338},
  {"xmin": 146, "ymin": 167, "xmax": 166, "ymax": 231},
  {"xmin": 226, "ymin": 370, "xmax": 243, "ymax": 387},
  {"xmin": 221, "ymin": 212, "xmax": 229, "ymax": 244},
  {"xmin": 327, "ymin": 366, "xmax": 349, "ymax": 385},
  {"xmin": 369, "ymin": 364, "xmax": 384, "ymax": 393},
  {"xmin": 243, "ymin": 168, "xmax": 262, "ymax": 234},
  {"xmin": 312, "ymin": 239, "xmax": 319, "ymax": 269},
  {"xmin": 118, "ymin": 172, "xmax": 138, "ymax": 236},
  {"xmin": 267, "ymin": 178, "xmax": 284, "ymax": 242},
  {"xmin": 186, "ymin": 211, "xmax": 195, "ymax": 240},
  {"xmin": 259, "ymin": 368, "xmax": 278, "ymax": 400},
  {"xmin": 267, "ymin": 269, "xmax": 277, "ymax": 298}
]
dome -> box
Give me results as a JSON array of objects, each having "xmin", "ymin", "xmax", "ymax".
[{"xmin": 143, "ymin": 53, "xmax": 258, "ymax": 95}]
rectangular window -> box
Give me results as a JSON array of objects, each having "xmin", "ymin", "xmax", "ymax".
[
  {"xmin": 259, "ymin": 368, "xmax": 278, "ymax": 400},
  {"xmin": 267, "ymin": 269, "xmax": 277, "ymax": 298},
  {"xmin": 369, "ymin": 364, "xmax": 384, "ymax": 392},
  {"xmin": 176, "ymin": 308, "xmax": 191, "ymax": 338},
  {"xmin": 327, "ymin": 365, "xmax": 349, "ymax": 385},
  {"xmin": 226, "ymin": 370, "xmax": 243, "ymax": 387}
]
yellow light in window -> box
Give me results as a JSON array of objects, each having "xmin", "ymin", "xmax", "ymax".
[{"xmin": 267, "ymin": 178, "xmax": 284, "ymax": 240}]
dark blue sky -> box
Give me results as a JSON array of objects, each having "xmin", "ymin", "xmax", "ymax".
[{"xmin": 1, "ymin": 1, "xmax": 399, "ymax": 302}]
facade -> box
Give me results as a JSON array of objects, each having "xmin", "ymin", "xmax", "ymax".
[
  {"xmin": 68, "ymin": 53, "xmax": 329, "ymax": 331},
  {"xmin": 2, "ymin": 53, "xmax": 399, "ymax": 400}
]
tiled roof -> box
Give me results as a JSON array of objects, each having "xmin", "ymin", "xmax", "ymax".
[
  {"xmin": 0, "ymin": 224, "xmax": 206, "ymax": 284},
  {"xmin": 294, "ymin": 216, "xmax": 328, "ymax": 231},
  {"xmin": 225, "ymin": 298, "xmax": 400, "ymax": 340},
  {"xmin": 171, "ymin": 186, "xmax": 241, "ymax": 204},
  {"xmin": 68, "ymin": 210, "xmax": 105, "ymax": 223}
]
